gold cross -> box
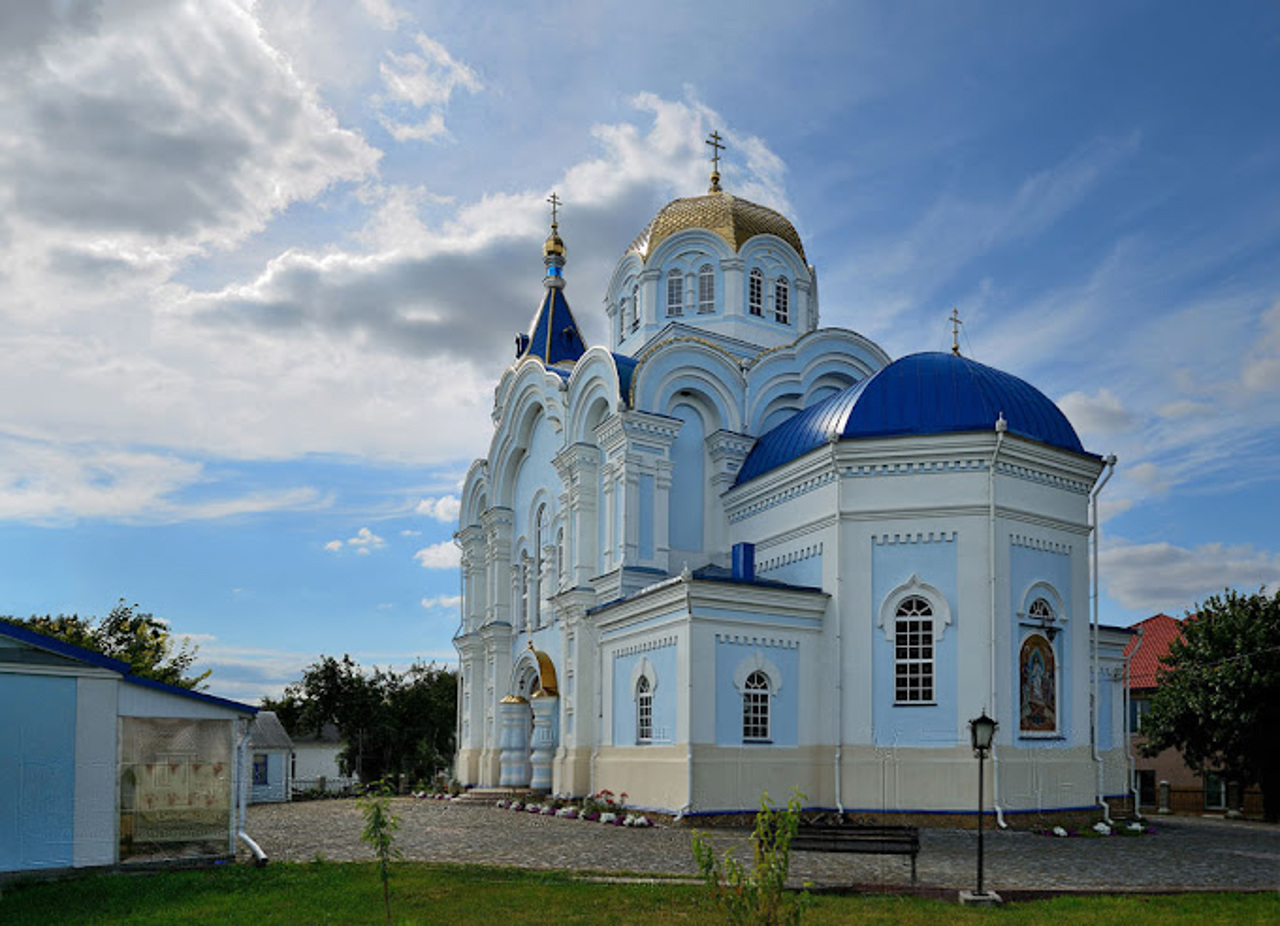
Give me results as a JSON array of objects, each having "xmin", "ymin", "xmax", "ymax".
[
  {"xmin": 705, "ymin": 131, "xmax": 725, "ymax": 172},
  {"xmin": 547, "ymin": 192, "xmax": 561, "ymax": 227},
  {"xmin": 950, "ymin": 307, "xmax": 963, "ymax": 355}
]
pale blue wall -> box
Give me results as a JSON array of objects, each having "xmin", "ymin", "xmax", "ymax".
[
  {"xmin": 713, "ymin": 640, "xmax": 799, "ymax": 746},
  {"xmin": 871, "ymin": 540, "xmax": 958, "ymax": 747},
  {"xmin": 762, "ymin": 554, "xmax": 822, "ymax": 589},
  {"xmin": 0, "ymin": 674, "xmax": 77, "ymax": 872},
  {"xmin": 668, "ymin": 404, "xmax": 704, "ymax": 554},
  {"xmin": 250, "ymin": 751, "xmax": 289, "ymax": 803},
  {"xmin": 1097, "ymin": 672, "xmax": 1113, "ymax": 749},
  {"xmin": 639, "ymin": 473, "xmax": 655, "ymax": 560},
  {"xmin": 612, "ymin": 645, "xmax": 677, "ymax": 745},
  {"xmin": 1009, "ymin": 545, "xmax": 1074, "ymax": 747}
]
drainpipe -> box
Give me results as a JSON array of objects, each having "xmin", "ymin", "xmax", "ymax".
[
  {"xmin": 1125, "ymin": 626, "xmax": 1144, "ymax": 818},
  {"xmin": 988, "ymin": 415, "xmax": 1008, "ymax": 828},
  {"xmin": 833, "ymin": 450, "xmax": 845, "ymax": 817},
  {"xmin": 674, "ymin": 583, "xmax": 694, "ymax": 821},
  {"xmin": 235, "ymin": 717, "xmax": 268, "ymax": 866},
  {"xmin": 1090, "ymin": 454, "xmax": 1118, "ymax": 824}
]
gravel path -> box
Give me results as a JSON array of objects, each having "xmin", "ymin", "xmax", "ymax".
[{"xmin": 244, "ymin": 800, "xmax": 1280, "ymax": 893}]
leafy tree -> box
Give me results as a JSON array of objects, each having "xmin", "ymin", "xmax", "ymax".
[
  {"xmin": 264, "ymin": 655, "xmax": 456, "ymax": 784},
  {"xmin": 1142, "ymin": 587, "xmax": 1280, "ymax": 822},
  {"xmin": 2, "ymin": 599, "xmax": 209, "ymax": 689},
  {"xmin": 359, "ymin": 778, "xmax": 402, "ymax": 926}
]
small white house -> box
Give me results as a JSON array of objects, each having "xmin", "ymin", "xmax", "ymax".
[
  {"xmin": 289, "ymin": 721, "xmax": 355, "ymax": 794},
  {"xmin": 247, "ymin": 711, "xmax": 293, "ymax": 803},
  {"xmin": 0, "ymin": 622, "xmax": 259, "ymax": 875}
]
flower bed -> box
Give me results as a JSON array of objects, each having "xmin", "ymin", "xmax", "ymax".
[
  {"xmin": 492, "ymin": 791, "xmax": 652, "ymax": 828},
  {"xmin": 1034, "ymin": 819, "xmax": 1155, "ymax": 838}
]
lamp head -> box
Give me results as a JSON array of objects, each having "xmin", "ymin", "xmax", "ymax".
[{"xmin": 970, "ymin": 710, "xmax": 998, "ymax": 752}]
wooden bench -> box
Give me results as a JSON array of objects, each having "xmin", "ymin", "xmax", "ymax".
[{"xmin": 787, "ymin": 824, "xmax": 921, "ymax": 884}]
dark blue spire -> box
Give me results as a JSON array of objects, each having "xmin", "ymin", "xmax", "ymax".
[{"xmin": 516, "ymin": 194, "xmax": 587, "ymax": 367}]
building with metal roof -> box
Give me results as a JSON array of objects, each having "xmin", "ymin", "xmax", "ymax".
[{"xmin": 451, "ymin": 144, "xmax": 1133, "ymax": 822}]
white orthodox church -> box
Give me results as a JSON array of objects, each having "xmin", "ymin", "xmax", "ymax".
[{"xmin": 452, "ymin": 149, "xmax": 1134, "ymax": 821}]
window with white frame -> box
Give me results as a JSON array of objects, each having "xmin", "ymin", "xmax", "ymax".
[
  {"xmin": 1029, "ymin": 597, "xmax": 1054, "ymax": 624},
  {"xmin": 631, "ymin": 285, "xmax": 640, "ymax": 330},
  {"xmin": 698, "ymin": 264, "xmax": 715, "ymax": 313},
  {"xmin": 742, "ymin": 670, "xmax": 771, "ymax": 741},
  {"xmin": 667, "ymin": 273, "xmax": 683, "ymax": 317},
  {"xmin": 519, "ymin": 556, "xmax": 530, "ymax": 632},
  {"xmin": 636, "ymin": 675, "xmax": 653, "ymax": 743},
  {"xmin": 774, "ymin": 277, "xmax": 790, "ymax": 324},
  {"xmin": 894, "ymin": 595, "xmax": 934, "ymax": 703},
  {"xmin": 748, "ymin": 268, "xmax": 763, "ymax": 316}
]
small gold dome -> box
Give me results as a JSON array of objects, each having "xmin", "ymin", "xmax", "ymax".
[
  {"xmin": 543, "ymin": 225, "xmax": 566, "ymax": 259},
  {"xmin": 627, "ymin": 191, "xmax": 806, "ymax": 264}
]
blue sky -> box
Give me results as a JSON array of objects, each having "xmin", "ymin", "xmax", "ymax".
[{"xmin": 1, "ymin": 0, "xmax": 1277, "ymax": 704}]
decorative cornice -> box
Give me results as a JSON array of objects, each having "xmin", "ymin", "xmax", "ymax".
[
  {"xmin": 611, "ymin": 635, "xmax": 678, "ymax": 658},
  {"xmin": 727, "ymin": 470, "xmax": 836, "ymax": 523},
  {"xmin": 714, "ymin": 633, "xmax": 800, "ymax": 649},
  {"xmin": 1010, "ymin": 534, "xmax": 1072, "ymax": 555},
  {"xmin": 757, "ymin": 542, "xmax": 823, "ymax": 574},
  {"xmin": 873, "ymin": 531, "xmax": 956, "ymax": 545}
]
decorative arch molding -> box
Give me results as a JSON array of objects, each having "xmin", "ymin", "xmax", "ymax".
[
  {"xmin": 731, "ymin": 651, "xmax": 784, "ymax": 696},
  {"xmin": 509, "ymin": 645, "xmax": 558, "ymax": 697},
  {"xmin": 631, "ymin": 340, "xmax": 746, "ymax": 433},
  {"xmin": 643, "ymin": 228, "xmax": 736, "ymax": 273},
  {"xmin": 737, "ymin": 234, "xmax": 810, "ymax": 278},
  {"xmin": 630, "ymin": 655, "xmax": 658, "ymax": 698},
  {"xmin": 878, "ymin": 573, "xmax": 953, "ymax": 643},
  {"xmin": 565, "ymin": 349, "xmax": 625, "ymax": 439},
  {"xmin": 1018, "ymin": 580, "xmax": 1065, "ymax": 623},
  {"xmin": 489, "ymin": 367, "xmax": 569, "ymax": 509},
  {"xmin": 459, "ymin": 459, "xmax": 489, "ymax": 529}
]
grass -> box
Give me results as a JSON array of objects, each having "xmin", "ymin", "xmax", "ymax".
[{"xmin": 0, "ymin": 862, "xmax": 1275, "ymax": 925}]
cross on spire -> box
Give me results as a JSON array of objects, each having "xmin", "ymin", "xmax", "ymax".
[
  {"xmin": 547, "ymin": 191, "xmax": 561, "ymax": 228},
  {"xmin": 706, "ymin": 130, "xmax": 725, "ymax": 192},
  {"xmin": 950, "ymin": 307, "xmax": 963, "ymax": 355}
]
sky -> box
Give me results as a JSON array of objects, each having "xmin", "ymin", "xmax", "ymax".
[{"xmin": 1, "ymin": 0, "xmax": 1277, "ymax": 705}]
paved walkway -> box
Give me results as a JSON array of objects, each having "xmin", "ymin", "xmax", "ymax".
[{"xmin": 245, "ymin": 800, "xmax": 1280, "ymax": 893}]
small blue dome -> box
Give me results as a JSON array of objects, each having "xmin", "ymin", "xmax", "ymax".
[{"xmin": 736, "ymin": 352, "xmax": 1087, "ymax": 485}]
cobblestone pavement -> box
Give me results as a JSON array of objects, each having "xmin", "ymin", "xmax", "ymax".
[{"xmin": 245, "ymin": 800, "xmax": 1280, "ymax": 893}]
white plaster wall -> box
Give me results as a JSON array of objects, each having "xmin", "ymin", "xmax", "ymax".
[{"xmin": 73, "ymin": 676, "xmax": 119, "ymax": 868}]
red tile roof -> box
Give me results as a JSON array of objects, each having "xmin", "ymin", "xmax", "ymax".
[{"xmin": 1124, "ymin": 614, "xmax": 1185, "ymax": 689}]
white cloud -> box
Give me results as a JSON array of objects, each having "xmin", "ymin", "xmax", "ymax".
[
  {"xmin": 1241, "ymin": 300, "xmax": 1280, "ymax": 393},
  {"xmin": 414, "ymin": 541, "xmax": 460, "ymax": 569},
  {"xmin": 0, "ymin": 434, "xmax": 323, "ymax": 524},
  {"xmin": 400, "ymin": 529, "xmax": 421, "ymax": 537},
  {"xmin": 324, "ymin": 526, "xmax": 386, "ymax": 554},
  {"xmin": 358, "ymin": 0, "xmax": 409, "ymax": 31},
  {"xmin": 421, "ymin": 594, "xmax": 462, "ymax": 610},
  {"xmin": 377, "ymin": 32, "xmax": 481, "ymax": 143},
  {"xmin": 1101, "ymin": 540, "xmax": 1280, "ymax": 614},
  {"xmin": 1057, "ymin": 388, "xmax": 1137, "ymax": 438},
  {"xmin": 416, "ymin": 495, "xmax": 461, "ymax": 522}
]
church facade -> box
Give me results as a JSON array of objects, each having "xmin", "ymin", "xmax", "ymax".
[{"xmin": 452, "ymin": 160, "xmax": 1133, "ymax": 820}]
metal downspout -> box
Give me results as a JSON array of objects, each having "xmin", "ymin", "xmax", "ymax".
[
  {"xmin": 989, "ymin": 416, "xmax": 1008, "ymax": 828},
  {"xmin": 675, "ymin": 582, "xmax": 694, "ymax": 821},
  {"xmin": 834, "ymin": 445, "xmax": 845, "ymax": 817},
  {"xmin": 235, "ymin": 717, "xmax": 267, "ymax": 865},
  {"xmin": 1090, "ymin": 455, "xmax": 1118, "ymax": 824}
]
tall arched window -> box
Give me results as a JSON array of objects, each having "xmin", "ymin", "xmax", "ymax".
[
  {"xmin": 631, "ymin": 284, "xmax": 640, "ymax": 330},
  {"xmin": 518, "ymin": 555, "xmax": 530, "ymax": 632},
  {"xmin": 555, "ymin": 527, "xmax": 565, "ymax": 590},
  {"xmin": 533, "ymin": 505, "xmax": 548, "ymax": 629},
  {"xmin": 616, "ymin": 302, "xmax": 626, "ymax": 342},
  {"xmin": 636, "ymin": 675, "xmax": 653, "ymax": 743},
  {"xmin": 774, "ymin": 277, "xmax": 790, "ymax": 324},
  {"xmin": 748, "ymin": 268, "xmax": 763, "ymax": 316},
  {"xmin": 698, "ymin": 264, "xmax": 715, "ymax": 314},
  {"xmin": 894, "ymin": 595, "xmax": 934, "ymax": 703},
  {"xmin": 666, "ymin": 273, "xmax": 683, "ymax": 317},
  {"xmin": 742, "ymin": 670, "xmax": 771, "ymax": 741}
]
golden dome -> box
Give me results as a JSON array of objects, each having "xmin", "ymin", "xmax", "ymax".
[
  {"xmin": 627, "ymin": 191, "xmax": 806, "ymax": 264},
  {"xmin": 543, "ymin": 223, "xmax": 566, "ymax": 259}
]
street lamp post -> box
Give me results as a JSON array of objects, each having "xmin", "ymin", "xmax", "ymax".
[{"xmin": 969, "ymin": 711, "xmax": 998, "ymax": 897}]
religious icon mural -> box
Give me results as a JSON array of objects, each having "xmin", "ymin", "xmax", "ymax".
[{"xmin": 1019, "ymin": 634, "xmax": 1056, "ymax": 732}]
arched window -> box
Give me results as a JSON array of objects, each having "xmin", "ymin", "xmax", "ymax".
[
  {"xmin": 518, "ymin": 555, "xmax": 530, "ymax": 632},
  {"xmin": 774, "ymin": 276, "xmax": 790, "ymax": 324},
  {"xmin": 533, "ymin": 505, "xmax": 548, "ymax": 629},
  {"xmin": 631, "ymin": 285, "xmax": 640, "ymax": 330},
  {"xmin": 1029, "ymin": 597, "xmax": 1054, "ymax": 624},
  {"xmin": 616, "ymin": 302, "xmax": 626, "ymax": 342},
  {"xmin": 666, "ymin": 273, "xmax": 683, "ymax": 317},
  {"xmin": 742, "ymin": 670, "xmax": 771, "ymax": 741},
  {"xmin": 555, "ymin": 527, "xmax": 564, "ymax": 589},
  {"xmin": 894, "ymin": 595, "xmax": 934, "ymax": 703},
  {"xmin": 636, "ymin": 675, "xmax": 653, "ymax": 743},
  {"xmin": 748, "ymin": 268, "xmax": 763, "ymax": 316},
  {"xmin": 698, "ymin": 264, "xmax": 715, "ymax": 314}
]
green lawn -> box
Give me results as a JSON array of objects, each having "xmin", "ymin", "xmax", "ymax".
[{"xmin": 0, "ymin": 862, "xmax": 1275, "ymax": 925}]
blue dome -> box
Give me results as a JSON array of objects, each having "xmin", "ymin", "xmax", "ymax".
[{"xmin": 736, "ymin": 352, "xmax": 1087, "ymax": 485}]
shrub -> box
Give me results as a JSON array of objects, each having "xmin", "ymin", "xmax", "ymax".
[
  {"xmin": 358, "ymin": 779, "xmax": 402, "ymax": 926},
  {"xmin": 691, "ymin": 790, "xmax": 811, "ymax": 926}
]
